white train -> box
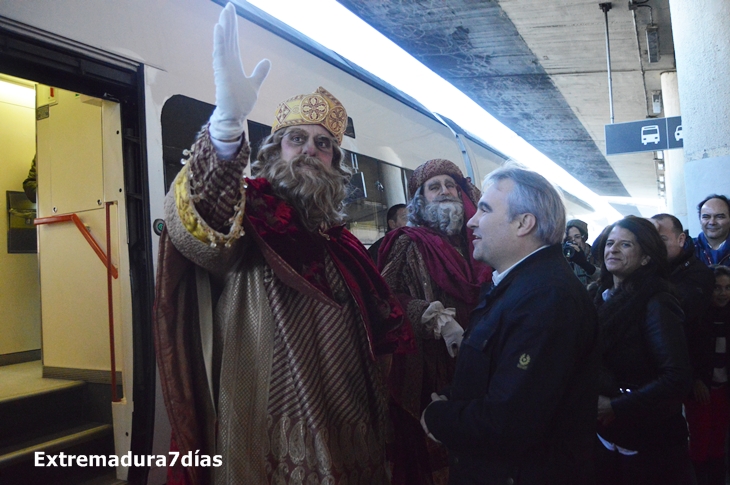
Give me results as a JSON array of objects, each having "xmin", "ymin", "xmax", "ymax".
[{"xmin": 0, "ymin": 1, "xmax": 587, "ymax": 483}]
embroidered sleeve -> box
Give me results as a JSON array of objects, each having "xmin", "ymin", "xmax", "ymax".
[
  {"xmin": 381, "ymin": 235, "xmax": 435, "ymax": 339},
  {"xmin": 174, "ymin": 125, "xmax": 250, "ymax": 246}
]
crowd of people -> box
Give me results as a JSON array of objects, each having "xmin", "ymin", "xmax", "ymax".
[
  {"xmin": 557, "ymin": 197, "xmax": 730, "ymax": 485},
  {"xmin": 152, "ymin": 4, "xmax": 730, "ymax": 484}
]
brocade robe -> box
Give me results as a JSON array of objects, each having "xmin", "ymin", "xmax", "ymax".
[
  {"xmin": 154, "ymin": 128, "xmax": 407, "ymax": 485},
  {"xmin": 378, "ymin": 221, "xmax": 490, "ymax": 485}
]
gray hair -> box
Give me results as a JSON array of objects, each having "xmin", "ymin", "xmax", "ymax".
[{"xmin": 483, "ymin": 165, "xmax": 566, "ymax": 246}]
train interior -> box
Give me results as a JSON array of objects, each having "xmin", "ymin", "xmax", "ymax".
[
  {"xmin": 0, "ymin": 79, "xmax": 130, "ymax": 485},
  {"xmin": 0, "ymin": 34, "xmax": 154, "ymax": 483}
]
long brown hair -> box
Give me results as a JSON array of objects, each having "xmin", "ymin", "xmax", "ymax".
[{"xmin": 595, "ymin": 216, "xmax": 669, "ymax": 292}]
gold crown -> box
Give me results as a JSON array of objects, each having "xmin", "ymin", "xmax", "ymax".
[{"xmin": 271, "ymin": 87, "xmax": 348, "ymax": 144}]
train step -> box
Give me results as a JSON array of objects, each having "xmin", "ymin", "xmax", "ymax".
[
  {"xmin": 0, "ymin": 380, "xmax": 87, "ymax": 449},
  {"xmin": 0, "ymin": 371, "xmax": 122, "ymax": 485},
  {"xmin": 0, "ymin": 422, "xmax": 118, "ymax": 485}
]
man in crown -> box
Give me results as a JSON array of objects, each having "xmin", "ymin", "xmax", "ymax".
[{"xmin": 153, "ymin": 4, "xmax": 410, "ymax": 485}]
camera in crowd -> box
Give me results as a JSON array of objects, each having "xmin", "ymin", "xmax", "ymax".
[{"xmin": 563, "ymin": 241, "xmax": 576, "ymax": 260}]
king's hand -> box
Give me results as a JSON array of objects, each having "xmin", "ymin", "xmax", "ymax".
[{"xmin": 210, "ymin": 3, "xmax": 271, "ymax": 141}]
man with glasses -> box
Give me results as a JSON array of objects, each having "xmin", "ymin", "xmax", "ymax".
[{"xmin": 153, "ymin": 4, "xmax": 410, "ymax": 484}]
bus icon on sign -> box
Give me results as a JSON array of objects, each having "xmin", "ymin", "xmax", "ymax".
[{"xmin": 641, "ymin": 125, "xmax": 660, "ymax": 145}]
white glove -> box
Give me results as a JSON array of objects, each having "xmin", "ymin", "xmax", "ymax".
[
  {"xmin": 441, "ymin": 316, "xmax": 464, "ymax": 358},
  {"xmin": 422, "ymin": 301, "xmax": 463, "ymax": 358},
  {"xmin": 210, "ymin": 3, "xmax": 271, "ymax": 141},
  {"xmin": 420, "ymin": 392, "xmax": 447, "ymax": 443}
]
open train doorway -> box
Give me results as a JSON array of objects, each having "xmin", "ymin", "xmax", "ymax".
[
  {"xmin": 0, "ymin": 76, "xmax": 128, "ymax": 485},
  {"xmin": 0, "ymin": 25, "xmax": 155, "ymax": 485},
  {"xmin": 0, "ymin": 75, "xmax": 39, "ymax": 368}
]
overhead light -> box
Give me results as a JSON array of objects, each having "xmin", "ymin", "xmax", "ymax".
[
  {"xmin": 654, "ymin": 151, "xmax": 664, "ymax": 160},
  {"xmin": 658, "ymin": 175, "xmax": 665, "ymax": 182},
  {"xmin": 0, "ymin": 79, "xmax": 34, "ymax": 108},
  {"xmin": 245, "ymin": 0, "xmax": 624, "ymax": 223},
  {"xmin": 656, "ymin": 162, "xmax": 665, "ymax": 171},
  {"xmin": 646, "ymin": 24, "xmax": 660, "ymax": 63}
]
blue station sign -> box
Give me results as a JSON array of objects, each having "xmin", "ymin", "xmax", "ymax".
[{"xmin": 605, "ymin": 116, "xmax": 683, "ymax": 155}]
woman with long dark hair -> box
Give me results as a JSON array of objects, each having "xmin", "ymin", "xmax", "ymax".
[{"xmin": 593, "ymin": 216, "xmax": 693, "ymax": 484}]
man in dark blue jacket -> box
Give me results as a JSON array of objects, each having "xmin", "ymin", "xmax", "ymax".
[{"xmin": 421, "ymin": 165, "xmax": 599, "ymax": 484}]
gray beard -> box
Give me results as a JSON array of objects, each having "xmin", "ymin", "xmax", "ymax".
[
  {"xmin": 259, "ymin": 154, "xmax": 348, "ymax": 232},
  {"xmin": 422, "ymin": 198, "xmax": 465, "ymax": 236}
]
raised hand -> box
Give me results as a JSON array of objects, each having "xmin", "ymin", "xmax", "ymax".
[{"xmin": 209, "ymin": 3, "xmax": 271, "ymax": 141}]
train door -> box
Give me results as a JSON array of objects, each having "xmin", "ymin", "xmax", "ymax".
[
  {"xmin": 0, "ymin": 26, "xmax": 155, "ymax": 485},
  {"xmin": 35, "ymin": 84, "xmax": 133, "ymax": 478}
]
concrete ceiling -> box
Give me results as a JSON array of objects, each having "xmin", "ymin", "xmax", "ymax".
[{"xmin": 337, "ymin": 0, "xmax": 676, "ymax": 216}]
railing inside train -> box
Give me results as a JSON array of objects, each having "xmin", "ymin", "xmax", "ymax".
[{"xmin": 34, "ymin": 204, "xmax": 121, "ymax": 402}]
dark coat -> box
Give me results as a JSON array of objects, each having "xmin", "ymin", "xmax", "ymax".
[
  {"xmin": 423, "ymin": 245, "xmax": 599, "ymax": 485},
  {"xmin": 594, "ymin": 276, "xmax": 692, "ymax": 451},
  {"xmin": 688, "ymin": 304, "xmax": 730, "ymax": 389},
  {"xmin": 367, "ymin": 235, "xmax": 385, "ymax": 265},
  {"xmin": 670, "ymin": 238, "xmax": 714, "ymax": 337},
  {"xmin": 669, "ymin": 239, "xmax": 715, "ymax": 388}
]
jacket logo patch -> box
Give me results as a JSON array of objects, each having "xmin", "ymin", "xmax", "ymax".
[{"xmin": 517, "ymin": 353, "xmax": 530, "ymax": 370}]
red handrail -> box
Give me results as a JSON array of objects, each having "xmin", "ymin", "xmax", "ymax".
[
  {"xmin": 34, "ymin": 213, "xmax": 118, "ymax": 279},
  {"xmin": 105, "ymin": 202, "xmax": 118, "ymax": 402},
  {"xmin": 35, "ymin": 207, "xmax": 121, "ymax": 402}
]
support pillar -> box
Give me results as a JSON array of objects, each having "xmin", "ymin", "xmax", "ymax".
[
  {"xmin": 660, "ymin": 71, "xmax": 686, "ymax": 227},
  {"xmin": 669, "ymin": 0, "xmax": 730, "ymax": 237}
]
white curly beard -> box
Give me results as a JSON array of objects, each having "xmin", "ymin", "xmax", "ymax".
[{"xmin": 422, "ymin": 195, "xmax": 465, "ymax": 236}]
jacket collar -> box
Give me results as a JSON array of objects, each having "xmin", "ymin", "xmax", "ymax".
[
  {"xmin": 476, "ymin": 244, "xmax": 562, "ymax": 310},
  {"xmin": 670, "ymin": 236, "xmax": 695, "ymax": 273},
  {"xmin": 492, "ymin": 245, "xmax": 549, "ymax": 286},
  {"xmin": 696, "ymin": 231, "xmax": 730, "ymax": 265}
]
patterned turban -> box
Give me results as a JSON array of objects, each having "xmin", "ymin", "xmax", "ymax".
[
  {"xmin": 271, "ymin": 87, "xmax": 348, "ymax": 144},
  {"xmin": 408, "ymin": 159, "xmax": 481, "ymax": 206}
]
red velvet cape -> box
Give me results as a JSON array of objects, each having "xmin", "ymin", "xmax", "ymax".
[{"xmin": 378, "ymin": 191, "xmax": 492, "ymax": 307}]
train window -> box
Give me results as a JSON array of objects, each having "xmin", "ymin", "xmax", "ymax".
[
  {"xmin": 161, "ymin": 99, "xmax": 272, "ymax": 187},
  {"xmin": 247, "ymin": 120, "xmax": 272, "ymax": 164},
  {"xmin": 161, "ymin": 95, "xmax": 214, "ymax": 190},
  {"xmin": 344, "ymin": 117, "xmax": 356, "ymax": 139},
  {"xmin": 161, "ymin": 95, "xmax": 408, "ymax": 246},
  {"xmin": 343, "ymin": 150, "xmax": 409, "ymax": 246},
  {"xmin": 403, "ymin": 168, "xmax": 414, "ymax": 193}
]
